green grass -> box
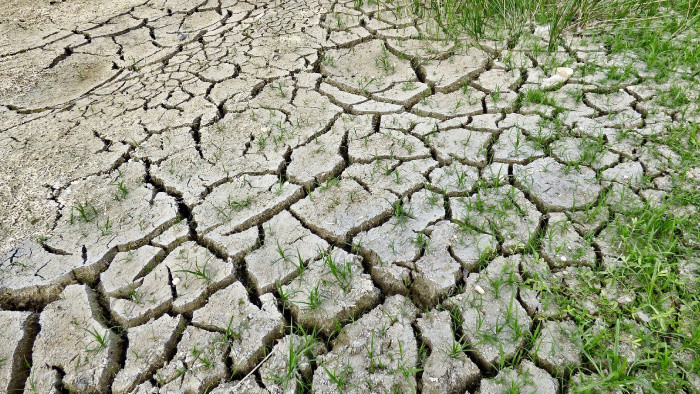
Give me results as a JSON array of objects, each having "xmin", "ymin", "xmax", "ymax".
[
  {"xmin": 267, "ymin": 327, "xmax": 321, "ymax": 391},
  {"xmin": 576, "ymin": 193, "xmax": 697, "ymax": 392},
  {"xmin": 604, "ymin": 14, "xmax": 700, "ymax": 82},
  {"xmin": 380, "ymin": 0, "xmax": 699, "ymax": 55},
  {"xmin": 523, "ymin": 118, "xmax": 700, "ymax": 391},
  {"xmin": 82, "ymin": 326, "xmax": 109, "ymax": 354}
]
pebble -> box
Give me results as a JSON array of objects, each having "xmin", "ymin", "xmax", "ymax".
[{"xmin": 542, "ymin": 67, "xmax": 574, "ymax": 88}]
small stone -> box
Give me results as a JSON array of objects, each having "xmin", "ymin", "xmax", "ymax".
[
  {"xmin": 557, "ymin": 67, "xmax": 574, "ymax": 78},
  {"xmin": 541, "ymin": 67, "xmax": 573, "ymax": 88}
]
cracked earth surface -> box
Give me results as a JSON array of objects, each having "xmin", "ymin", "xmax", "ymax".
[{"xmin": 0, "ymin": 0, "xmax": 698, "ymax": 393}]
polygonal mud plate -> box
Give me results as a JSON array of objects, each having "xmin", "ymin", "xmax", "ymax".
[
  {"xmin": 450, "ymin": 185, "xmax": 541, "ymax": 254},
  {"xmin": 449, "ymin": 256, "xmax": 532, "ymax": 370},
  {"xmin": 193, "ymin": 174, "xmax": 303, "ymax": 235},
  {"xmin": 245, "ymin": 210, "xmax": 329, "ymax": 295},
  {"xmin": 26, "ymin": 285, "xmax": 122, "ymax": 393},
  {"xmin": 282, "ymin": 248, "xmax": 380, "ymax": 335},
  {"xmin": 312, "ymin": 295, "xmax": 419, "ymax": 393},
  {"xmin": 290, "ymin": 177, "xmax": 397, "ymax": 244},
  {"xmin": 417, "ymin": 310, "xmax": 481, "ymax": 393},
  {"xmin": 514, "ymin": 157, "xmax": 602, "ymax": 211},
  {"xmin": 191, "ymin": 282, "xmax": 285, "ymax": 375}
]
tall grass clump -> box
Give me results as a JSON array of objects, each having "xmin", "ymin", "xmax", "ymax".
[{"xmin": 372, "ymin": 0, "xmax": 699, "ymax": 53}]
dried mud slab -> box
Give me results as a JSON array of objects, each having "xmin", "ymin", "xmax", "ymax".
[
  {"xmin": 413, "ymin": 88, "xmax": 485, "ymax": 119},
  {"xmin": 0, "ymin": 240, "xmax": 81, "ymax": 309},
  {"xmin": 153, "ymin": 326, "xmax": 228, "ymax": 393},
  {"xmin": 354, "ymin": 189, "xmax": 444, "ymax": 265},
  {"xmin": 112, "ymin": 314, "xmax": 184, "ymax": 394},
  {"xmin": 165, "ymin": 241, "xmax": 236, "ymax": 314},
  {"xmin": 428, "ymin": 128, "xmax": 492, "ymax": 166},
  {"xmin": 344, "ymin": 158, "xmax": 437, "ymax": 196},
  {"xmin": 451, "ymin": 186, "xmax": 542, "ymax": 254},
  {"xmin": 412, "ymin": 220, "xmax": 496, "ymax": 307},
  {"xmin": 477, "ymin": 360, "xmax": 559, "ymax": 393},
  {"xmin": 348, "ymin": 124, "xmax": 431, "ymax": 163},
  {"xmin": 26, "ymin": 285, "xmax": 122, "ymax": 393},
  {"xmin": 149, "ymin": 147, "xmax": 230, "ymax": 209},
  {"xmin": 291, "ymin": 178, "xmax": 397, "ymax": 244},
  {"xmin": 109, "ymin": 263, "xmax": 173, "ymax": 328},
  {"xmin": 492, "ymin": 127, "xmax": 545, "ymax": 164},
  {"xmin": 419, "ymin": 47, "xmax": 489, "ymax": 92},
  {"xmin": 258, "ymin": 334, "xmax": 327, "ymax": 393},
  {"xmin": 417, "ymin": 310, "xmax": 481, "ymax": 393},
  {"xmin": 0, "ymin": 311, "xmax": 37, "ymax": 393},
  {"xmin": 99, "ymin": 245, "xmax": 165, "ymax": 297},
  {"xmin": 44, "ymin": 161, "xmax": 179, "ymax": 282},
  {"xmin": 193, "ymin": 174, "xmax": 303, "ymax": 236},
  {"xmin": 312, "ymin": 295, "xmax": 419, "ymax": 393},
  {"xmin": 514, "ymin": 157, "xmax": 602, "ymax": 211},
  {"xmin": 2, "ymin": 163, "xmax": 178, "ymax": 308},
  {"xmin": 532, "ymin": 320, "xmax": 583, "ymax": 377},
  {"xmin": 428, "ymin": 163, "xmax": 480, "ymax": 195},
  {"xmin": 245, "ymin": 210, "xmax": 329, "ymax": 295},
  {"xmin": 540, "ymin": 212, "xmax": 596, "ymax": 269},
  {"xmin": 286, "ymin": 120, "xmax": 345, "ymax": 187},
  {"xmin": 321, "ymin": 40, "xmax": 417, "ymax": 95},
  {"xmin": 449, "ymin": 256, "xmax": 532, "ymax": 370},
  {"xmin": 282, "ymin": 248, "xmax": 380, "ymax": 335},
  {"xmin": 550, "ymin": 137, "xmax": 620, "ymax": 171},
  {"xmin": 190, "ymin": 282, "xmax": 284, "ymax": 375}
]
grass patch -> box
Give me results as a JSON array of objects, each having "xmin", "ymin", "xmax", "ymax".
[
  {"xmin": 526, "ymin": 119, "xmax": 699, "ymax": 391},
  {"xmin": 377, "ymin": 0, "xmax": 699, "ymax": 56}
]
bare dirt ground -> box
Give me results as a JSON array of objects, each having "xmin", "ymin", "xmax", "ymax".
[{"xmin": 0, "ymin": 0, "xmax": 698, "ymax": 393}]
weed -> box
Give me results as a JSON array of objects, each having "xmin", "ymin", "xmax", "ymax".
[
  {"xmin": 410, "ymin": 232, "xmax": 430, "ymax": 254},
  {"xmin": 190, "ymin": 344, "xmax": 213, "ymax": 369},
  {"xmin": 522, "ymin": 88, "xmax": 556, "ymax": 107},
  {"xmin": 392, "ymin": 199, "xmax": 414, "ymax": 228},
  {"xmin": 305, "ymin": 285, "xmax": 323, "ymax": 310},
  {"xmin": 321, "ymin": 52, "xmax": 335, "ymax": 67},
  {"xmin": 323, "ymin": 251, "xmax": 354, "ymax": 292},
  {"xmin": 83, "ymin": 326, "xmax": 109, "ymax": 354},
  {"xmin": 70, "ymin": 200, "xmax": 99, "ymax": 224},
  {"xmin": 319, "ymin": 177, "xmax": 340, "ymax": 191},
  {"xmin": 323, "ymin": 362, "xmax": 353, "ymax": 391},
  {"xmin": 174, "ymin": 256, "xmax": 212, "ymax": 283},
  {"xmin": 397, "ymin": 0, "xmax": 700, "ymax": 55},
  {"xmin": 114, "ymin": 180, "xmax": 129, "ymax": 201},
  {"xmin": 375, "ymin": 44, "xmax": 396, "ymax": 74}
]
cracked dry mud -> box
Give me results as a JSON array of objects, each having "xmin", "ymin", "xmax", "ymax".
[{"xmin": 0, "ymin": 0, "xmax": 697, "ymax": 393}]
